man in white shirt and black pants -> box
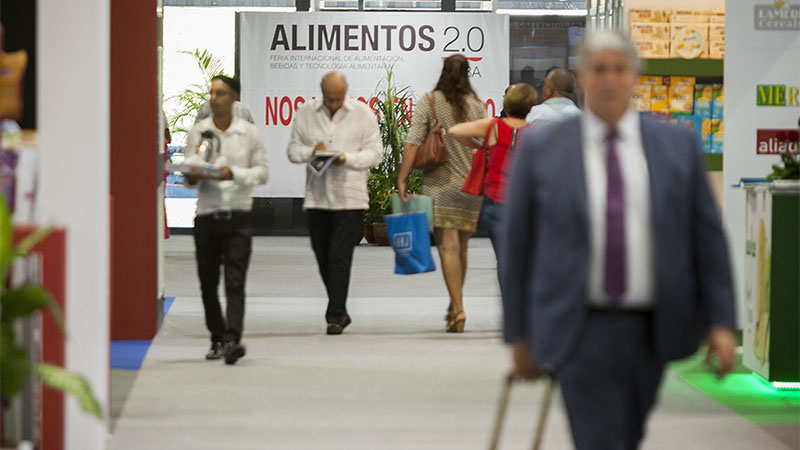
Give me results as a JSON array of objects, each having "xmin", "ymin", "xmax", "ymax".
[
  {"xmin": 288, "ymin": 72, "xmax": 382, "ymax": 335},
  {"xmin": 184, "ymin": 76, "xmax": 269, "ymax": 364}
]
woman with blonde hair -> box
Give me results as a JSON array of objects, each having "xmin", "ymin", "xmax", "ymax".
[
  {"xmin": 397, "ymin": 54, "xmax": 486, "ymax": 333},
  {"xmin": 449, "ymin": 83, "xmax": 538, "ymax": 257}
]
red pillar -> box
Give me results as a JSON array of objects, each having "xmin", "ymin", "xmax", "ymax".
[{"xmin": 109, "ymin": 0, "xmax": 158, "ymax": 340}]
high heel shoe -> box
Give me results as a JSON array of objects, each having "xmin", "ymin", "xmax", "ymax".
[
  {"xmin": 444, "ymin": 303, "xmax": 455, "ymax": 323},
  {"xmin": 446, "ymin": 310, "xmax": 466, "ymax": 333}
]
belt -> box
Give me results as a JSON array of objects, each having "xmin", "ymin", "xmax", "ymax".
[{"xmin": 212, "ymin": 210, "xmax": 233, "ymax": 220}]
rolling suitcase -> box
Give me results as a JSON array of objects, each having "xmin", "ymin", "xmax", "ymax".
[{"xmin": 488, "ymin": 375, "xmax": 557, "ymax": 450}]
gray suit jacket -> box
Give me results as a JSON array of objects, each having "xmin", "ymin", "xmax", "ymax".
[{"xmin": 499, "ymin": 115, "xmax": 736, "ymax": 373}]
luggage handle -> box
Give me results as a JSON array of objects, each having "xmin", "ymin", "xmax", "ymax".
[{"xmin": 489, "ymin": 373, "xmax": 556, "ymax": 450}]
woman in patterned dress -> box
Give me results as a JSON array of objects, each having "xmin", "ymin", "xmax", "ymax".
[{"xmin": 397, "ymin": 54, "xmax": 486, "ymax": 333}]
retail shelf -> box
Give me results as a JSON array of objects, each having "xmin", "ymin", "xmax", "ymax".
[
  {"xmin": 642, "ymin": 59, "xmax": 724, "ymax": 77},
  {"xmin": 704, "ymin": 153, "xmax": 723, "ymax": 171}
]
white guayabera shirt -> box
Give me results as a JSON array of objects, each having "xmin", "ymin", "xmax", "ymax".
[
  {"xmin": 287, "ymin": 97, "xmax": 382, "ymax": 210},
  {"xmin": 184, "ymin": 116, "xmax": 269, "ymax": 215}
]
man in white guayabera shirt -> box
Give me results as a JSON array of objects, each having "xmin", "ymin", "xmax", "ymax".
[
  {"xmin": 184, "ymin": 75, "xmax": 269, "ymax": 365},
  {"xmin": 288, "ymin": 71, "xmax": 382, "ymax": 335}
]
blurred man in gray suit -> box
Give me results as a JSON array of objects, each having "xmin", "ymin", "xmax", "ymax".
[{"xmin": 499, "ymin": 31, "xmax": 737, "ymax": 449}]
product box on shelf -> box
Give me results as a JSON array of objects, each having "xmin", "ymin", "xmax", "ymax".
[
  {"xmin": 709, "ymin": 23, "xmax": 725, "ymax": 41},
  {"xmin": 635, "ymin": 40, "xmax": 670, "ymax": 59},
  {"xmin": 709, "ymin": 41, "xmax": 725, "ymax": 59},
  {"xmin": 694, "ymin": 98, "xmax": 713, "ymax": 119},
  {"xmin": 694, "ymin": 84, "xmax": 714, "ymax": 118},
  {"xmin": 702, "ymin": 118, "xmax": 713, "ymax": 151},
  {"xmin": 671, "ymin": 23, "xmax": 709, "ymax": 59},
  {"xmin": 670, "ymin": 14, "xmax": 710, "ymax": 24},
  {"xmin": 673, "ymin": 9, "xmax": 713, "ymax": 16},
  {"xmin": 650, "ymin": 85, "xmax": 669, "ymax": 116},
  {"xmin": 710, "ymin": 119, "xmax": 724, "ymax": 153},
  {"xmin": 709, "ymin": 15, "xmax": 726, "ymax": 24},
  {"xmin": 711, "ymin": 84, "xmax": 725, "ymax": 119},
  {"xmin": 639, "ymin": 75, "xmax": 664, "ymax": 86},
  {"xmin": 633, "ymin": 84, "xmax": 653, "ymax": 112},
  {"xmin": 712, "ymin": 98, "xmax": 724, "ymax": 119},
  {"xmin": 668, "ymin": 76, "xmax": 697, "ymax": 86},
  {"xmin": 631, "ymin": 22, "xmax": 671, "ymax": 41},
  {"xmin": 695, "ymin": 83, "xmax": 714, "ymax": 99},
  {"xmin": 630, "ymin": 8, "xmax": 671, "ymax": 23},
  {"xmin": 670, "ymin": 83, "xmax": 696, "ymax": 114}
]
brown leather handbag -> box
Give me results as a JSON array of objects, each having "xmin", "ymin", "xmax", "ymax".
[{"xmin": 412, "ymin": 93, "xmax": 447, "ymax": 173}]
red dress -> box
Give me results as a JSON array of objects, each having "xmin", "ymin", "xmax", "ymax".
[{"xmin": 483, "ymin": 119, "xmax": 528, "ymax": 203}]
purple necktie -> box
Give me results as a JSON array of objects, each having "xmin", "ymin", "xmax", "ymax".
[{"xmin": 604, "ymin": 128, "xmax": 626, "ymax": 306}]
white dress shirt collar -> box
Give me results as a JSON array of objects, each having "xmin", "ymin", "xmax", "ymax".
[
  {"xmin": 315, "ymin": 97, "xmax": 355, "ymax": 118},
  {"xmin": 202, "ymin": 116, "xmax": 249, "ymax": 135},
  {"xmin": 583, "ymin": 107, "xmax": 640, "ymax": 144}
]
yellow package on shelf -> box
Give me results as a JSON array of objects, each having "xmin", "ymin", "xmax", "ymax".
[
  {"xmin": 671, "ymin": 24, "xmax": 709, "ymax": 59},
  {"xmin": 635, "ymin": 40, "xmax": 671, "ymax": 59},
  {"xmin": 633, "ymin": 85, "xmax": 653, "ymax": 112},
  {"xmin": 631, "ymin": 22, "xmax": 671, "ymax": 41},
  {"xmin": 639, "ymin": 75, "xmax": 664, "ymax": 85},
  {"xmin": 651, "ymin": 85, "xmax": 669, "ymax": 115},
  {"xmin": 669, "ymin": 76, "xmax": 697, "ymax": 86},
  {"xmin": 709, "ymin": 15, "xmax": 726, "ymax": 24},
  {"xmin": 670, "ymin": 84, "xmax": 696, "ymax": 114},
  {"xmin": 630, "ymin": 8, "xmax": 671, "ymax": 23}
]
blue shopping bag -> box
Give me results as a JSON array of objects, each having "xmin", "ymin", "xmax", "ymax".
[{"xmin": 385, "ymin": 212, "xmax": 436, "ymax": 275}]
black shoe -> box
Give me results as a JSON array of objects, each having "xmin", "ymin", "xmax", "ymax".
[
  {"xmin": 326, "ymin": 315, "xmax": 352, "ymax": 335},
  {"xmin": 205, "ymin": 341, "xmax": 224, "ymax": 360},
  {"xmin": 224, "ymin": 341, "xmax": 246, "ymax": 365}
]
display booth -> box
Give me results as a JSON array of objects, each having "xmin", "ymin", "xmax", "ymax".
[{"xmin": 742, "ymin": 181, "xmax": 800, "ymax": 387}]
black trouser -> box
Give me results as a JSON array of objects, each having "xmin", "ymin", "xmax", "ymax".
[
  {"xmin": 194, "ymin": 211, "xmax": 252, "ymax": 344},
  {"xmin": 306, "ymin": 209, "xmax": 364, "ymax": 323}
]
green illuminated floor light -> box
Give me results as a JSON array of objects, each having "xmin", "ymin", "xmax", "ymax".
[{"xmin": 670, "ymin": 352, "xmax": 800, "ymax": 424}]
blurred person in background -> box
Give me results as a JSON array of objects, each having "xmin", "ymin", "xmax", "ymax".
[
  {"xmin": 500, "ymin": 31, "xmax": 737, "ymax": 449},
  {"xmin": 184, "ymin": 75, "xmax": 269, "ymax": 365},
  {"xmin": 526, "ymin": 68, "xmax": 581, "ymax": 127},
  {"xmin": 397, "ymin": 54, "xmax": 487, "ymax": 333},
  {"xmin": 195, "ymin": 78, "xmax": 255, "ymax": 124},
  {"xmin": 449, "ymin": 83, "xmax": 538, "ymax": 258},
  {"xmin": 497, "ymin": 85, "xmax": 512, "ymax": 118}
]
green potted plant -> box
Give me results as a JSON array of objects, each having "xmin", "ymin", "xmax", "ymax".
[
  {"xmin": 1, "ymin": 197, "xmax": 102, "ymax": 445},
  {"xmin": 766, "ymin": 151, "xmax": 800, "ymax": 181},
  {"xmin": 365, "ymin": 67, "xmax": 422, "ymax": 245},
  {"xmin": 167, "ymin": 49, "xmax": 228, "ymax": 142}
]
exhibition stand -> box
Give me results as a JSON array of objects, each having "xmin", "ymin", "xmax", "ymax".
[{"xmin": 741, "ymin": 181, "xmax": 800, "ymax": 388}]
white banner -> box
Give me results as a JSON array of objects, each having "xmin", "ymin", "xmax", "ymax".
[{"xmin": 239, "ymin": 12, "xmax": 510, "ymax": 197}]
